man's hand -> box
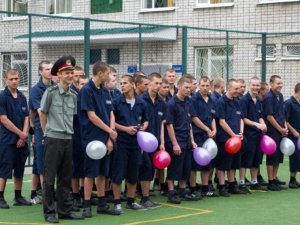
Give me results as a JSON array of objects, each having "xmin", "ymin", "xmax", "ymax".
[
  {"xmin": 126, "ymin": 126, "xmax": 138, "ymax": 135},
  {"xmin": 109, "ymin": 129, "xmax": 117, "ymax": 141},
  {"xmin": 16, "ymin": 139, "xmax": 25, "ymax": 148},
  {"xmin": 106, "ymin": 138, "xmax": 114, "ymax": 155},
  {"xmin": 173, "ymin": 144, "xmax": 181, "ymax": 156}
]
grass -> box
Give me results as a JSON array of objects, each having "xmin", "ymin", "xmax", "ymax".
[{"xmin": 0, "ymin": 158, "xmax": 299, "ymax": 225}]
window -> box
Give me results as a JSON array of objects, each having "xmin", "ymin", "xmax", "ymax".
[
  {"xmin": 142, "ymin": 0, "xmax": 176, "ymax": 9},
  {"xmin": 2, "ymin": 52, "xmax": 28, "ymax": 88},
  {"xmin": 259, "ymin": 0, "xmax": 300, "ymax": 4},
  {"xmin": 46, "ymin": 0, "xmax": 72, "ymax": 15},
  {"xmin": 5, "ymin": 0, "xmax": 28, "ymax": 17},
  {"xmin": 90, "ymin": 49, "xmax": 101, "ymax": 64},
  {"xmin": 257, "ymin": 45, "xmax": 276, "ymax": 58},
  {"xmin": 196, "ymin": 0, "xmax": 234, "ymax": 7},
  {"xmin": 107, "ymin": 49, "xmax": 120, "ymax": 64},
  {"xmin": 195, "ymin": 47, "xmax": 233, "ymax": 80},
  {"xmin": 283, "ymin": 44, "xmax": 300, "ymax": 57},
  {"xmin": 91, "ymin": 0, "xmax": 122, "ymax": 14}
]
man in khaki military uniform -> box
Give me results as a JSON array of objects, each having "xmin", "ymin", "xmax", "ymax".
[{"xmin": 40, "ymin": 56, "xmax": 84, "ymax": 223}]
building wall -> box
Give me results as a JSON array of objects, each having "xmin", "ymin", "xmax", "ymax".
[{"xmin": 0, "ymin": 0, "xmax": 299, "ymax": 97}]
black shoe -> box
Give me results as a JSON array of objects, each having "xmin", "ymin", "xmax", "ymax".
[
  {"xmin": 245, "ymin": 178, "xmax": 251, "ymax": 186},
  {"xmin": 180, "ymin": 193, "xmax": 201, "ymax": 201},
  {"xmin": 229, "ymin": 187, "xmax": 245, "ymax": 194},
  {"xmin": 0, "ymin": 198, "xmax": 9, "ymax": 209},
  {"xmin": 250, "ymin": 183, "xmax": 268, "ymax": 191},
  {"xmin": 219, "ymin": 188, "xmax": 230, "ymax": 197},
  {"xmin": 202, "ymin": 191, "xmax": 219, "ymax": 197},
  {"xmin": 257, "ymin": 176, "xmax": 268, "ymax": 186},
  {"xmin": 58, "ymin": 212, "xmax": 84, "ymax": 220},
  {"xmin": 267, "ymin": 182, "xmax": 280, "ymax": 191},
  {"xmin": 45, "ymin": 215, "xmax": 59, "ymax": 223},
  {"xmin": 276, "ymin": 183, "xmax": 288, "ymax": 190},
  {"xmin": 239, "ymin": 185, "xmax": 251, "ymax": 194},
  {"xmin": 274, "ymin": 178, "xmax": 286, "ymax": 185},
  {"xmin": 97, "ymin": 205, "xmax": 121, "ymax": 215},
  {"xmin": 73, "ymin": 198, "xmax": 83, "ymax": 208},
  {"xmin": 13, "ymin": 196, "xmax": 32, "ymax": 206},
  {"xmin": 288, "ymin": 181, "xmax": 300, "ymax": 189},
  {"xmin": 168, "ymin": 195, "xmax": 181, "ymax": 204},
  {"xmin": 82, "ymin": 207, "xmax": 92, "ymax": 218}
]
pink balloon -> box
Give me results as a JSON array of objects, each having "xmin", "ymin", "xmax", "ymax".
[
  {"xmin": 260, "ymin": 135, "xmax": 277, "ymax": 155},
  {"xmin": 137, "ymin": 131, "xmax": 158, "ymax": 153},
  {"xmin": 193, "ymin": 147, "xmax": 211, "ymax": 166},
  {"xmin": 297, "ymin": 138, "xmax": 300, "ymax": 151}
]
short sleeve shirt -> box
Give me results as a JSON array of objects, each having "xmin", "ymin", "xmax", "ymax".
[
  {"xmin": 79, "ymin": 79, "xmax": 113, "ymax": 147},
  {"xmin": 0, "ymin": 87, "xmax": 29, "ymax": 144}
]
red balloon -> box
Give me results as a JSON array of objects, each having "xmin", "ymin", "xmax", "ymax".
[
  {"xmin": 225, "ymin": 137, "xmax": 242, "ymax": 154},
  {"xmin": 153, "ymin": 150, "xmax": 171, "ymax": 169}
]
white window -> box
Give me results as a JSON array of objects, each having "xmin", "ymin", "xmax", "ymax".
[
  {"xmin": 5, "ymin": 0, "xmax": 28, "ymax": 17},
  {"xmin": 257, "ymin": 45, "xmax": 276, "ymax": 58},
  {"xmin": 259, "ymin": 0, "xmax": 300, "ymax": 4},
  {"xmin": 195, "ymin": 47, "xmax": 233, "ymax": 80},
  {"xmin": 1, "ymin": 52, "xmax": 28, "ymax": 88},
  {"xmin": 196, "ymin": 0, "xmax": 234, "ymax": 7},
  {"xmin": 142, "ymin": 0, "xmax": 175, "ymax": 9},
  {"xmin": 283, "ymin": 44, "xmax": 300, "ymax": 57},
  {"xmin": 46, "ymin": 0, "xmax": 72, "ymax": 15}
]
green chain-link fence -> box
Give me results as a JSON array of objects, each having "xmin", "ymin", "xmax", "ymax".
[{"xmin": 1, "ymin": 10, "xmax": 300, "ymax": 166}]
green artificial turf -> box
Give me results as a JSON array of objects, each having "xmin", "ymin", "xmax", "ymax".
[{"xmin": 0, "ymin": 158, "xmax": 299, "ymax": 225}]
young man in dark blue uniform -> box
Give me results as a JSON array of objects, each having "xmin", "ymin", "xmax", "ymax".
[
  {"xmin": 164, "ymin": 69, "xmax": 178, "ymax": 101},
  {"xmin": 29, "ymin": 60, "xmax": 53, "ymax": 204},
  {"xmin": 215, "ymin": 79, "xmax": 244, "ymax": 197},
  {"xmin": 191, "ymin": 76, "xmax": 218, "ymax": 197},
  {"xmin": 210, "ymin": 77, "xmax": 225, "ymax": 103},
  {"xmin": 79, "ymin": 62, "xmax": 120, "ymax": 218},
  {"xmin": 166, "ymin": 77, "xmax": 198, "ymax": 204},
  {"xmin": 262, "ymin": 75, "xmax": 288, "ymax": 191},
  {"xmin": 139, "ymin": 72, "xmax": 166, "ymax": 209},
  {"xmin": 285, "ymin": 83, "xmax": 300, "ymax": 188},
  {"xmin": 239, "ymin": 77, "xmax": 268, "ymax": 191},
  {"xmin": 112, "ymin": 74, "xmax": 149, "ymax": 213},
  {"xmin": 70, "ymin": 66, "xmax": 87, "ymax": 210},
  {"xmin": 0, "ymin": 69, "xmax": 31, "ymax": 209}
]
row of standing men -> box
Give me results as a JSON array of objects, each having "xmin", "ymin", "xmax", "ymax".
[{"xmin": 1, "ymin": 56, "xmax": 300, "ymax": 224}]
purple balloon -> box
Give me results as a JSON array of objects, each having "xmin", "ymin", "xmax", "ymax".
[
  {"xmin": 193, "ymin": 147, "xmax": 211, "ymax": 166},
  {"xmin": 137, "ymin": 131, "xmax": 158, "ymax": 153},
  {"xmin": 260, "ymin": 135, "xmax": 277, "ymax": 155},
  {"xmin": 297, "ymin": 138, "xmax": 300, "ymax": 151}
]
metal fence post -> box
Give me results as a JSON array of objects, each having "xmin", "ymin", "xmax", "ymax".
[
  {"xmin": 27, "ymin": 14, "xmax": 32, "ymax": 167},
  {"xmin": 261, "ymin": 33, "xmax": 267, "ymax": 82},
  {"xmin": 139, "ymin": 24, "xmax": 143, "ymax": 72},
  {"xmin": 226, "ymin": 31, "xmax": 230, "ymax": 81},
  {"xmin": 182, "ymin": 26, "xmax": 187, "ymax": 74},
  {"xmin": 84, "ymin": 18, "xmax": 90, "ymax": 77}
]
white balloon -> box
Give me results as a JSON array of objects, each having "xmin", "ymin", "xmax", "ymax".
[
  {"xmin": 280, "ymin": 137, "xmax": 295, "ymax": 156},
  {"xmin": 202, "ymin": 138, "xmax": 218, "ymax": 159},
  {"xmin": 86, "ymin": 140, "xmax": 107, "ymax": 160}
]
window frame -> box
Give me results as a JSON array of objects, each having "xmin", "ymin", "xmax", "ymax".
[
  {"xmin": 3, "ymin": 0, "xmax": 28, "ymax": 19},
  {"xmin": 45, "ymin": 0, "xmax": 72, "ymax": 16},
  {"xmin": 1, "ymin": 52, "xmax": 28, "ymax": 90},
  {"xmin": 255, "ymin": 44, "xmax": 276, "ymax": 61},
  {"xmin": 140, "ymin": 0, "xmax": 176, "ymax": 13},
  {"xmin": 194, "ymin": 46, "xmax": 233, "ymax": 80},
  {"xmin": 195, "ymin": 0, "xmax": 235, "ymax": 9},
  {"xmin": 282, "ymin": 44, "xmax": 300, "ymax": 60},
  {"xmin": 258, "ymin": 0, "xmax": 300, "ymax": 4}
]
